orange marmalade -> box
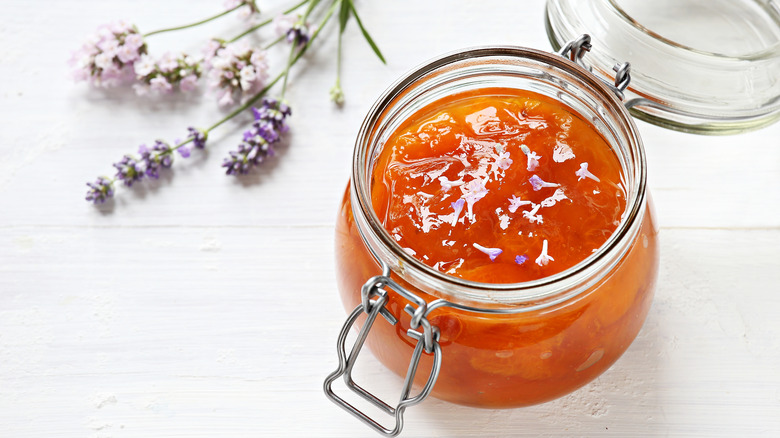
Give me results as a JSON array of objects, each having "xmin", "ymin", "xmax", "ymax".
[
  {"xmin": 335, "ymin": 88, "xmax": 658, "ymax": 408},
  {"xmin": 371, "ymin": 88, "xmax": 626, "ymax": 284}
]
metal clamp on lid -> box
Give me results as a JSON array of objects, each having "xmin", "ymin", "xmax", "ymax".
[
  {"xmin": 323, "ymin": 268, "xmax": 442, "ymax": 437},
  {"xmin": 559, "ymin": 34, "xmax": 632, "ymax": 101}
]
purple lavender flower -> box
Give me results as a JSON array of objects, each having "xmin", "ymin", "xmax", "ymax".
[
  {"xmin": 222, "ymin": 98, "xmax": 291, "ymax": 175},
  {"xmin": 515, "ymin": 255, "xmax": 528, "ymax": 265},
  {"xmin": 473, "ymin": 243, "xmax": 503, "ymax": 262},
  {"xmin": 286, "ymin": 22, "xmax": 311, "ymax": 46},
  {"xmin": 87, "ymin": 134, "xmax": 200, "ymax": 203},
  {"xmin": 274, "ymin": 14, "xmax": 312, "ymax": 47},
  {"xmin": 113, "ymin": 155, "xmax": 144, "ymax": 187},
  {"xmin": 85, "ymin": 177, "xmax": 115, "ymax": 204},
  {"xmin": 447, "ymin": 198, "xmax": 465, "ymax": 226},
  {"xmin": 575, "ymin": 162, "xmax": 601, "ymax": 182},
  {"xmin": 529, "ymin": 174, "xmax": 560, "ymax": 191},
  {"xmin": 187, "ymin": 127, "xmax": 208, "ymax": 149},
  {"xmin": 139, "ymin": 141, "xmax": 174, "ymax": 179}
]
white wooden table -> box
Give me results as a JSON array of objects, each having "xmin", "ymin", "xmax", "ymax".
[{"xmin": 2, "ymin": 1, "xmax": 779, "ymax": 436}]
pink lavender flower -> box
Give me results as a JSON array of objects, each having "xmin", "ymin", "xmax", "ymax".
[
  {"xmin": 180, "ymin": 74, "xmax": 199, "ymax": 92},
  {"xmin": 224, "ymin": 0, "xmax": 259, "ymax": 20},
  {"xmin": 448, "ymin": 198, "xmax": 465, "ymax": 226},
  {"xmin": 508, "ymin": 195, "xmax": 532, "ymax": 213},
  {"xmin": 203, "ymin": 39, "xmax": 225, "ymax": 63},
  {"xmin": 139, "ymin": 141, "xmax": 174, "ymax": 178},
  {"xmin": 576, "ymin": 162, "xmax": 601, "ymax": 182},
  {"xmin": 222, "ymin": 98, "xmax": 291, "ymax": 175},
  {"xmin": 70, "ymin": 21, "xmax": 147, "ymax": 87},
  {"xmin": 473, "ymin": 243, "xmax": 502, "ymax": 262},
  {"xmin": 553, "ymin": 142, "xmax": 575, "ymax": 162},
  {"xmin": 529, "ymin": 174, "xmax": 560, "ymax": 191},
  {"xmin": 535, "ymin": 239, "xmax": 554, "ymax": 266},
  {"xmin": 85, "ymin": 177, "xmax": 115, "ymax": 204},
  {"xmin": 113, "ymin": 155, "xmax": 144, "ymax": 187},
  {"xmin": 461, "ymin": 178, "xmax": 488, "ymax": 221},
  {"xmin": 522, "ymin": 203, "xmax": 543, "ymax": 224},
  {"xmin": 520, "ymin": 144, "xmax": 541, "ymax": 171},
  {"xmin": 274, "ymin": 14, "xmax": 312, "ymax": 46},
  {"xmin": 149, "ymin": 76, "xmax": 172, "ymax": 94},
  {"xmin": 540, "ymin": 188, "xmax": 569, "ymax": 208},
  {"xmin": 439, "ymin": 176, "xmax": 464, "ymax": 191},
  {"xmin": 489, "ymin": 150, "xmax": 513, "ymax": 179},
  {"xmin": 206, "ymin": 41, "xmax": 269, "ymax": 106},
  {"xmin": 495, "ymin": 151, "xmax": 513, "ymax": 170},
  {"xmin": 133, "ymin": 53, "xmax": 202, "ymax": 95}
]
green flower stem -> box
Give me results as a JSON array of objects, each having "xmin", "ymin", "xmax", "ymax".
[
  {"xmin": 171, "ymin": 137, "xmax": 194, "ymax": 151},
  {"xmin": 280, "ymin": 43, "xmax": 298, "ymax": 99},
  {"xmin": 143, "ymin": 5, "xmax": 243, "ymax": 37},
  {"xmin": 336, "ymin": 20, "xmax": 343, "ymax": 86},
  {"xmin": 281, "ymin": 0, "xmax": 339, "ymax": 98},
  {"xmin": 226, "ymin": 17, "xmax": 272, "ymax": 43},
  {"xmin": 206, "ymin": 73, "xmax": 285, "ymax": 132},
  {"xmin": 173, "ymin": 0, "xmax": 338, "ymax": 150},
  {"xmin": 263, "ymin": 34, "xmax": 286, "ymax": 50},
  {"xmin": 293, "ymin": 0, "xmax": 339, "ymax": 61},
  {"xmin": 227, "ymin": 0, "xmax": 309, "ymax": 43},
  {"xmin": 302, "ymin": 0, "xmax": 322, "ymax": 21}
]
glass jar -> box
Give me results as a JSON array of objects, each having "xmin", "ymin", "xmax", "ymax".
[
  {"xmin": 545, "ymin": 0, "xmax": 780, "ymax": 134},
  {"xmin": 325, "ymin": 39, "xmax": 659, "ymax": 436}
]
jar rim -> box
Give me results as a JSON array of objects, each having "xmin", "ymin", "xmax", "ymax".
[
  {"xmin": 605, "ymin": 0, "xmax": 780, "ymax": 60},
  {"xmin": 350, "ymin": 45, "xmax": 648, "ymax": 307}
]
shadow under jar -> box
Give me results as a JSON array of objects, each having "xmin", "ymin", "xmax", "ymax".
[{"xmin": 326, "ymin": 43, "xmax": 659, "ymax": 436}]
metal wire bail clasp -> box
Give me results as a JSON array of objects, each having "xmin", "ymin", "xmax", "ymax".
[
  {"xmin": 323, "ymin": 271, "xmax": 442, "ymax": 437},
  {"xmin": 558, "ymin": 34, "xmax": 632, "ymax": 100}
]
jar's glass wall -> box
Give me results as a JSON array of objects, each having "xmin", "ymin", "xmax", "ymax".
[
  {"xmin": 335, "ymin": 47, "xmax": 660, "ymax": 406},
  {"xmin": 336, "ymin": 189, "xmax": 658, "ymax": 406}
]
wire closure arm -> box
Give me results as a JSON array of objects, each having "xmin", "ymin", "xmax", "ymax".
[
  {"xmin": 559, "ymin": 34, "xmax": 633, "ymax": 101},
  {"xmin": 324, "ymin": 272, "xmax": 442, "ymax": 437}
]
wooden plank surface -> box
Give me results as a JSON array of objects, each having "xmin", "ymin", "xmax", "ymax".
[{"xmin": 1, "ymin": 0, "xmax": 779, "ymax": 437}]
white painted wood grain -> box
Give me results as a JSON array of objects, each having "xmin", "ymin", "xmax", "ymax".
[{"xmin": 1, "ymin": 0, "xmax": 779, "ymax": 437}]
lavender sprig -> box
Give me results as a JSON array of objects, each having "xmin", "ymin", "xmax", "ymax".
[
  {"xmin": 71, "ymin": 1, "xmax": 257, "ymax": 88},
  {"xmin": 133, "ymin": 53, "xmax": 203, "ymax": 95},
  {"xmin": 83, "ymin": 0, "xmax": 383, "ymax": 204},
  {"xmin": 222, "ymin": 98, "xmax": 291, "ymax": 175},
  {"xmin": 85, "ymin": 127, "xmax": 203, "ymax": 203},
  {"xmin": 69, "ymin": 22, "xmax": 147, "ymax": 87}
]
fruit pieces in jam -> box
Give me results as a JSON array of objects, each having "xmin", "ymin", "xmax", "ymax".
[{"xmin": 371, "ymin": 88, "xmax": 627, "ymax": 283}]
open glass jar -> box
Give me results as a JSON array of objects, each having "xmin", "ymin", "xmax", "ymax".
[
  {"xmin": 325, "ymin": 37, "xmax": 659, "ymax": 436},
  {"xmin": 546, "ymin": 0, "xmax": 780, "ymax": 134}
]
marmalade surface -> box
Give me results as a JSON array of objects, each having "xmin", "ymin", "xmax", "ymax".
[{"xmin": 371, "ymin": 88, "xmax": 626, "ymax": 283}]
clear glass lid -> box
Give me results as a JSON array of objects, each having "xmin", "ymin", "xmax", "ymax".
[{"xmin": 545, "ymin": 0, "xmax": 780, "ymax": 134}]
